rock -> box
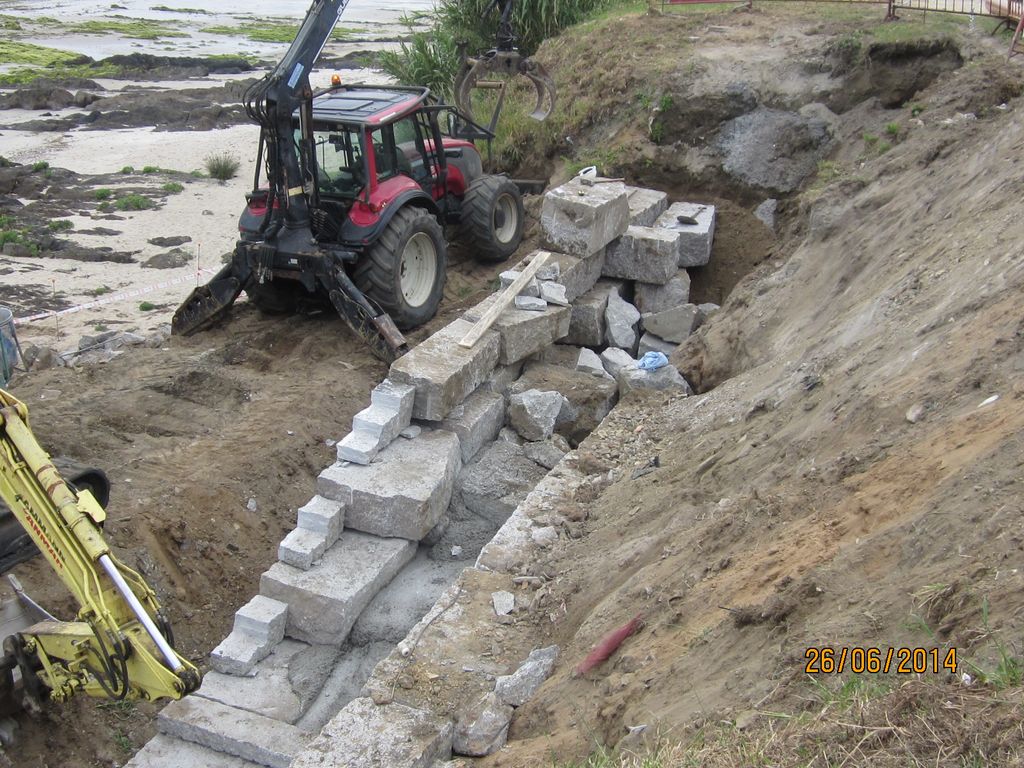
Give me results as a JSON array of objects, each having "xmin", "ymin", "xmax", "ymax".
[
  {"xmin": 433, "ymin": 387, "xmax": 505, "ymax": 463},
  {"xmin": 624, "ymin": 186, "xmax": 669, "ymax": 226},
  {"xmin": 141, "ymin": 248, "xmax": 192, "ymax": 269},
  {"xmin": 634, "ymin": 272, "xmax": 691, "ymax": 314},
  {"xmin": 539, "ymin": 281, "xmax": 569, "ymax": 306},
  {"xmin": 400, "ymin": 425, "xmax": 421, "ymax": 439},
  {"xmin": 905, "ymin": 403, "xmax": 926, "ymax": 423},
  {"xmin": 494, "ymin": 646, "xmax": 559, "ymax": 707},
  {"xmin": 641, "ymin": 303, "xmax": 700, "ymax": 343},
  {"xmin": 561, "ymin": 279, "xmax": 625, "ymax": 347},
  {"xmin": 500, "ymin": 270, "xmax": 540, "ymax": 297},
  {"xmin": 603, "ymin": 225, "xmax": 680, "ymax": 284},
  {"xmin": 514, "ymin": 295, "xmax": 547, "ymax": 311},
  {"xmin": 508, "ymin": 389, "xmax": 567, "ymax": 441},
  {"xmin": 456, "ymin": 440, "xmax": 548, "ymax": 524},
  {"xmin": 491, "ymin": 591, "xmax": 515, "ymax": 616},
  {"xmin": 575, "ymin": 348, "xmax": 610, "ymax": 379},
  {"xmin": 511, "ymin": 250, "xmax": 605, "ymax": 304},
  {"xmin": 605, "ymin": 291, "xmax": 640, "ymax": 352},
  {"xmin": 654, "ymin": 202, "xmax": 717, "ymax": 267},
  {"xmin": 453, "ymin": 692, "xmax": 513, "ymax": 757},
  {"xmin": 600, "ymin": 347, "xmax": 635, "ymax": 376},
  {"xmin": 754, "ymin": 198, "xmax": 778, "ymax": 231},
  {"xmin": 512, "ymin": 363, "xmax": 617, "ymax": 444},
  {"xmin": 617, "ymin": 365, "xmax": 693, "ymax": 396},
  {"xmin": 696, "ymin": 302, "xmax": 720, "ymax": 327},
  {"xmin": 638, "ymin": 332, "xmax": 677, "ymax": 357},
  {"xmin": 523, "ymin": 437, "xmax": 569, "ymax": 469},
  {"xmin": 463, "ymin": 293, "xmax": 570, "ymax": 365},
  {"xmin": 147, "ymin": 235, "xmax": 192, "ymax": 247},
  {"xmin": 531, "ymin": 526, "xmax": 558, "ymax": 545}
]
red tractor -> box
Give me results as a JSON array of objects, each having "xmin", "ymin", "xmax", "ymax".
[{"xmin": 171, "ymin": 0, "xmax": 553, "ymax": 361}]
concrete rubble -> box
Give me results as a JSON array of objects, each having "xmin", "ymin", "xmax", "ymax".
[{"xmin": 132, "ymin": 176, "xmax": 717, "ymax": 768}]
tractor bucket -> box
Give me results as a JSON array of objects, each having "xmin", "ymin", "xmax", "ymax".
[
  {"xmin": 171, "ymin": 263, "xmax": 245, "ymax": 337},
  {"xmin": 454, "ymin": 50, "xmax": 556, "ymax": 129}
]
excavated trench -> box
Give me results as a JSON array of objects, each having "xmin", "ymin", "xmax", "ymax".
[{"xmin": 131, "ymin": 31, "xmax": 1001, "ymax": 764}]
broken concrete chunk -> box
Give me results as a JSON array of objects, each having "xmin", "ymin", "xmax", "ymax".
[
  {"xmin": 605, "ymin": 291, "xmax": 641, "ymax": 352},
  {"xmin": 508, "ymin": 389, "xmax": 567, "ymax": 441},
  {"xmin": 634, "ymin": 272, "xmax": 691, "ymax": 314},
  {"xmin": 603, "ymin": 225, "xmax": 680, "ymax": 284},
  {"xmin": 541, "ymin": 178, "xmax": 630, "ymax": 257},
  {"xmin": 617, "ymin": 364, "xmax": 694, "ymax": 396},
  {"xmin": 654, "ymin": 202, "xmax": 716, "ymax": 267},
  {"xmin": 514, "ymin": 295, "xmax": 547, "ymax": 311},
  {"xmin": 494, "ymin": 645, "xmax": 560, "ymax": 707},
  {"xmin": 453, "ymin": 692, "xmax": 513, "ymax": 757},
  {"xmin": 641, "ymin": 303, "xmax": 700, "ymax": 343}
]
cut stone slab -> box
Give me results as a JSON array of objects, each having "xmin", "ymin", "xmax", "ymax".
[
  {"xmin": 352, "ymin": 403, "xmax": 403, "ymax": 443},
  {"xmin": 522, "ymin": 436, "xmax": 569, "ymax": 470},
  {"xmin": 197, "ymin": 640, "xmax": 339, "ymax": 725},
  {"xmin": 494, "ymin": 645, "xmax": 560, "ymax": 707},
  {"xmin": 297, "ymin": 495, "xmax": 345, "ymax": 537},
  {"xmin": 432, "ymin": 387, "xmax": 505, "ymax": 464},
  {"xmin": 634, "ymin": 272, "xmax": 691, "ymax": 314},
  {"xmin": 641, "ymin": 303, "xmax": 701, "ymax": 343},
  {"xmin": 601, "ymin": 347, "xmax": 636, "ymax": 376},
  {"xmin": 371, "ymin": 379, "xmax": 416, "ymax": 421},
  {"xmin": 318, "ymin": 429, "xmax": 461, "ymax": 541},
  {"xmin": 638, "ymin": 331, "xmax": 678, "ymax": 358},
  {"xmin": 260, "ymin": 531, "xmax": 415, "ymax": 645},
  {"xmin": 453, "ymin": 692, "xmax": 513, "ymax": 757},
  {"xmin": 511, "ymin": 249, "xmax": 604, "ymax": 303},
  {"xmin": 290, "ymin": 697, "xmax": 453, "ymax": 768},
  {"xmin": 456, "ymin": 440, "xmax": 548, "ymax": 525},
  {"xmin": 755, "ymin": 198, "xmax": 778, "ymax": 230},
  {"xmin": 278, "ymin": 527, "xmax": 332, "ymax": 570},
  {"xmin": 508, "ymin": 389, "xmax": 567, "ymax": 441},
  {"xmin": 576, "ymin": 347, "xmax": 611, "ymax": 379},
  {"xmin": 209, "ymin": 595, "xmax": 288, "ymax": 676},
  {"xmin": 482, "ymin": 360, "xmax": 525, "ymax": 402},
  {"xmin": 541, "ymin": 177, "xmax": 630, "ymax": 257},
  {"xmin": 603, "ymin": 225, "xmax": 680, "ymax": 284},
  {"xmin": 617, "ymin": 364, "xmax": 694, "ymax": 396},
  {"xmin": 605, "ymin": 291, "xmax": 641, "ymax": 352},
  {"xmin": 463, "ymin": 293, "xmax": 571, "ymax": 365},
  {"xmin": 500, "ymin": 270, "xmax": 540, "ymax": 297},
  {"xmin": 654, "ymin": 202, "xmax": 716, "ymax": 267},
  {"xmin": 560, "ymin": 279, "xmax": 625, "ymax": 347},
  {"xmin": 389, "ymin": 318, "xmax": 500, "ymax": 421},
  {"xmin": 625, "ymin": 185, "xmax": 669, "ymax": 226},
  {"xmin": 157, "ymin": 696, "xmax": 311, "ymax": 768},
  {"xmin": 125, "ymin": 734, "xmax": 264, "ymax": 768},
  {"xmin": 514, "ymin": 295, "xmax": 547, "ymax": 311}
]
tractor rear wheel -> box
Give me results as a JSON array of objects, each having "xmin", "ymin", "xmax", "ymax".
[
  {"xmin": 353, "ymin": 206, "xmax": 446, "ymax": 331},
  {"xmin": 460, "ymin": 175, "xmax": 524, "ymax": 263}
]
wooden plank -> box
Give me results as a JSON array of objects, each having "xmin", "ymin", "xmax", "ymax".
[{"xmin": 459, "ymin": 251, "xmax": 550, "ymax": 348}]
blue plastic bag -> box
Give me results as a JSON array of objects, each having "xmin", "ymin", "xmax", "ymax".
[{"xmin": 636, "ymin": 351, "xmax": 668, "ymax": 371}]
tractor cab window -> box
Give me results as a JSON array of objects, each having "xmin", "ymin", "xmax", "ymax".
[
  {"xmin": 369, "ymin": 126, "xmax": 412, "ymax": 182},
  {"xmin": 391, "ymin": 114, "xmax": 435, "ymax": 187},
  {"xmin": 310, "ymin": 124, "xmax": 366, "ymax": 198}
]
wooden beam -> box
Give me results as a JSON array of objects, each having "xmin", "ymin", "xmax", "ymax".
[{"xmin": 459, "ymin": 251, "xmax": 551, "ymax": 348}]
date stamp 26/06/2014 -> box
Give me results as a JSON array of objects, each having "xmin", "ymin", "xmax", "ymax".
[{"xmin": 804, "ymin": 646, "xmax": 958, "ymax": 675}]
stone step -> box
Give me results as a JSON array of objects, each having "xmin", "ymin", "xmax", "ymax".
[
  {"xmin": 541, "ymin": 177, "xmax": 629, "ymax": 257},
  {"xmin": 318, "ymin": 429, "xmax": 461, "ymax": 542},
  {"xmin": 425, "ymin": 387, "xmax": 504, "ymax": 464},
  {"xmin": 290, "ymin": 697, "xmax": 453, "ymax": 768},
  {"xmin": 261, "ymin": 530, "xmax": 416, "ymax": 645},
  {"xmin": 625, "ymin": 185, "xmax": 669, "ymax": 226},
  {"xmin": 209, "ymin": 596, "xmax": 288, "ymax": 676},
  {"xmin": 278, "ymin": 527, "xmax": 332, "ymax": 570},
  {"xmin": 125, "ymin": 734, "xmax": 264, "ymax": 768},
  {"xmin": 157, "ymin": 697, "xmax": 311, "ymax": 768},
  {"xmin": 604, "ymin": 224, "xmax": 681, "ymax": 285},
  {"xmin": 654, "ymin": 201, "xmax": 716, "ymax": 267}
]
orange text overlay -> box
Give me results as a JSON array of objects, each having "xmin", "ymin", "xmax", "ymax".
[{"xmin": 804, "ymin": 646, "xmax": 957, "ymax": 675}]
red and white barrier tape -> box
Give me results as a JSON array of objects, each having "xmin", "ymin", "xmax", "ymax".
[{"xmin": 15, "ymin": 268, "xmax": 216, "ymax": 325}]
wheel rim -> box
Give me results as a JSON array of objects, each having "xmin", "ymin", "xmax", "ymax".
[
  {"xmin": 400, "ymin": 232, "xmax": 437, "ymax": 308},
  {"xmin": 493, "ymin": 193, "xmax": 518, "ymax": 244}
]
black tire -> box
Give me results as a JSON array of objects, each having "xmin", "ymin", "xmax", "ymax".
[
  {"xmin": 353, "ymin": 206, "xmax": 446, "ymax": 331},
  {"xmin": 460, "ymin": 175, "xmax": 524, "ymax": 263}
]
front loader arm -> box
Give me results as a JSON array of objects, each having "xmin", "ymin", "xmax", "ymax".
[{"xmin": 0, "ymin": 389, "xmax": 200, "ymax": 706}]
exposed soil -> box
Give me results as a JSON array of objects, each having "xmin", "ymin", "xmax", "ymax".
[{"xmin": 1, "ymin": 3, "xmax": 1023, "ymax": 767}]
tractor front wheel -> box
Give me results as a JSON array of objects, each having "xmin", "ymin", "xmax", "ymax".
[
  {"xmin": 460, "ymin": 175, "xmax": 524, "ymax": 263},
  {"xmin": 354, "ymin": 206, "xmax": 446, "ymax": 331}
]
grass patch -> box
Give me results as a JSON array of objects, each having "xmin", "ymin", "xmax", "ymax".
[
  {"xmin": 151, "ymin": 5, "xmax": 213, "ymax": 13},
  {"xmin": 204, "ymin": 152, "xmax": 240, "ymax": 181},
  {"xmin": 0, "ymin": 15, "xmax": 22, "ymax": 30},
  {"xmin": 94, "ymin": 188, "xmax": 114, "ymax": 201},
  {"xmin": 48, "ymin": 219, "xmax": 73, "ymax": 232},
  {"xmin": 0, "ymin": 41, "xmax": 82, "ymax": 67},
  {"xmin": 121, "ymin": 165, "xmax": 135, "ymax": 174},
  {"xmin": 70, "ymin": 18, "xmax": 187, "ymax": 40},
  {"xmin": 31, "ymin": 161, "xmax": 49, "ymax": 172},
  {"xmin": 87, "ymin": 285, "xmax": 113, "ymax": 297},
  {"xmin": 162, "ymin": 182, "xmax": 184, "ymax": 194},
  {"xmin": 115, "ymin": 194, "xmax": 154, "ymax": 211},
  {"xmin": 138, "ymin": 301, "xmax": 157, "ymax": 311},
  {"xmin": 203, "ymin": 22, "xmax": 358, "ymax": 43},
  {"xmin": 142, "ymin": 165, "xmax": 160, "ymax": 174}
]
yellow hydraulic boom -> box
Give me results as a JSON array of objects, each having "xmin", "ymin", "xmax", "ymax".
[{"xmin": 0, "ymin": 388, "xmax": 200, "ymax": 708}]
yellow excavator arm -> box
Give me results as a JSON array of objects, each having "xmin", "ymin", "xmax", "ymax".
[{"xmin": 0, "ymin": 388, "xmax": 200, "ymax": 708}]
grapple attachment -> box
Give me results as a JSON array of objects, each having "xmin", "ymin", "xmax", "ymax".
[{"xmin": 454, "ymin": 49, "xmax": 556, "ymax": 129}]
